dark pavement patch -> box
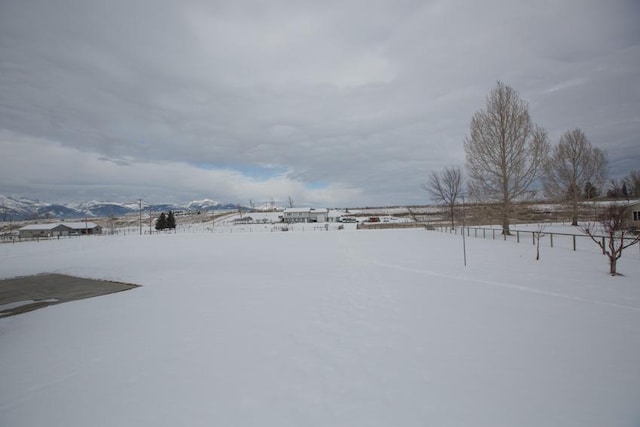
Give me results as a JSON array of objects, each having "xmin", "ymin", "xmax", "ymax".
[{"xmin": 0, "ymin": 274, "xmax": 140, "ymax": 318}]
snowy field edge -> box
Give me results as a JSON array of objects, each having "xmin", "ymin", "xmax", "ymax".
[{"xmin": 1, "ymin": 228, "xmax": 639, "ymax": 427}]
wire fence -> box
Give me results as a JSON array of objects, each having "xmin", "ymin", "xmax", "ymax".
[{"xmin": 434, "ymin": 225, "xmax": 640, "ymax": 257}]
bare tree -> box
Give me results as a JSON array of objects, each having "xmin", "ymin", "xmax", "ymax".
[
  {"xmin": 544, "ymin": 129, "xmax": 608, "ymax": 226},
  {"xmin": 287, "ymin": 196, "xmax": 294, "ymax": 208},
  {"xmin": 423, "ymin": 166, "xmax": 462, "ymax": 229},
  {"xmin": 607, "ymin": 179, "xmax": 626, "ymax": 199},
  {"xmin": 580, "ymin": 204, "xmax": 640, "ymax": 276},
  {"xmin": 533, "ymin": 223, "xmax": 547, "ymax": 261},
  {"xmin": 464, "ymin": 82, "xmax": 550, "ymax": 234},
  {"xmin": 624, "ymin": 170, "xmax": 640, "ymax": 197}
]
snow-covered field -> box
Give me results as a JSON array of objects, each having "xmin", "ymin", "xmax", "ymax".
[{"xmin": 1, "ymin": 227, "xmax": 639, "ymax": 426}]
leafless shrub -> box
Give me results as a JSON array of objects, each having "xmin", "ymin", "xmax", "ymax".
[{"xmin": 580, "ymin": 204, "xmax": 639, "ymax": 276}]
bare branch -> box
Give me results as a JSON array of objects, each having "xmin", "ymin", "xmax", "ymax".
[
  {"xmin": 464, "ymin": 82, "xmax": 550, "ymax": 234},
  {"xmin": 423, "ymin": 166, "xmax": 463, "ymax": 229},
  {"xmin": 544, "ymin": 129, "xmax": 609, "ymax": 225},
  {"xmin": 579, "ymin": 204, "xmax": 640, "ymax": 276}
]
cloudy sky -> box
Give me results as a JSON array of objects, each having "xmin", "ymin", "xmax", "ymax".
[{"xmin": 1, "ymin": 0, "xmax": 639, "ymax": 207}]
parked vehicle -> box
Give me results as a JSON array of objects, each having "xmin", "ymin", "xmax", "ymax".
[{"xmin": 341, "ymin": 217, "xmax": 358, "ymax": 223}]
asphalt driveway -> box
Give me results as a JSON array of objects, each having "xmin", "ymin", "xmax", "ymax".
[{"xmin": 0, "ymin": 274, "xmax": 139, "ymax": 318}]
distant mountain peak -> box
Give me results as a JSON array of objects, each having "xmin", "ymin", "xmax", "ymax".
[{"xmin": 0, "ymin": 194, "xmax": 246, "ymax": 220}]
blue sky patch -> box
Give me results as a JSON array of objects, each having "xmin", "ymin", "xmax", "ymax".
[{"xmin": 194, "ymin": 162, "xmax": 288, "ymax": 180}]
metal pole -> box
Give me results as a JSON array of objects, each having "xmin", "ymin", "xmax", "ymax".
[
  {"xmin": 139, "ymin": 198, "xmax": 142, "ymax": 235},
  {"xmin": 462, "ymin": 194, "xmax": 467, "ymax": 266}
]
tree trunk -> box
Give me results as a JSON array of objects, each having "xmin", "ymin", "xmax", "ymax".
[
  {"xmin": 450, "ymin": 204, "xmax": 455, "ymax": 230},
  {"xmin": 571, "ymin": 194, "xmax": 579, "ymax": 226},
  {"xmin": 608, "ymin": 234, "xmax": 618, "ymax": 276},
  {"xmin": 609, "ymin": 256, "xmax": 617, "ymax": 276},
  {"xmin": 502, "ymin": 200, "xmax": 511, "ymax": 235}
]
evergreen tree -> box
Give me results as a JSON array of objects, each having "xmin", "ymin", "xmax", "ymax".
[
  {"xmin": 584, "ymin": 181, "xmax": 599, "ymax": 199},
  {"xmin": 167, "ymin": 211, "xmax": 176, "ymax": 229},
  {"xmin": 156, "ymin": 212, "xmax": 167, "ymax": 230}
]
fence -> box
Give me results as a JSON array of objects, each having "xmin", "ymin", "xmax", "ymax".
[
  {"xmin": 357, "ymin": 222, "xmax": 430, "ymax": 230},
  {"xmin": 434, "ymin": 225, "xmax": 639, "ymax": 256}
]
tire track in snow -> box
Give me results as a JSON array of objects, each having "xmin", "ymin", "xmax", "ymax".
[{"xmin": 360, "ymin": 257, "xmax": 640, "ymax": 313}]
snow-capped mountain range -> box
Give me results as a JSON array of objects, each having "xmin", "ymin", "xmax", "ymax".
[{"xmin": 0, "ymin": 195, "xmax": 248, "ymax": 220}]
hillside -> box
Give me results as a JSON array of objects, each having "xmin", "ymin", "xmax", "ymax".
[{"xmin": 0, "ymin": 194, "xmax": 246, "ymax": 221}]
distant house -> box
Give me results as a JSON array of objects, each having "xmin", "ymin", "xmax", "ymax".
[
  {"xmin": 18, "ymin": 223, "xmax": 73, "ymax": 239},
  {"xmin": 62, "ymin": 222, "xmax": 102, "ymax": 235},
  {"xmin": 626, "ymin": 202, "xmax": 640, "ymax": 230},
  {"xmin": 18, "ymin": 222, "xmax": 102, "ymax": 238},
  {"xmin": 283, "ymin": 208, "xmax": 328, "ymax": 223}
]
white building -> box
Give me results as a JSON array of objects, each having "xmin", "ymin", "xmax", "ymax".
[
  {"xmin": 18, "ymin": 222, "xmax": 102, "ymax": 238},
  {"xmin": 282, "ymin": 208, "xmax": 328, "ymax": 223},
  {"xmin": 626, "ymin": 202, "xmax": 640, "ymax": 230}
]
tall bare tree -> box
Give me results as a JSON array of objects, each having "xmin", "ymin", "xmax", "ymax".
[
  {"xmin": 464, "ymin": 82, "xmax": 550, "ymax": 234},
  {"xmin": 543, "ymin": 129, "xmax": 608, "ymax": 226},
  {"xmin": 423, "ymin": 166, "xmax": 462, "ymax": 229},
  {"xmin": 607, "ymin": 179, "xmax": 627, "ymax": 199},
  {"xmin": 624, "ymin": 170, "xmax": 640, "ymax": 197},
  {"xmin": 580, "ymin": 204, "xmax": 640, "ymax": 276}
]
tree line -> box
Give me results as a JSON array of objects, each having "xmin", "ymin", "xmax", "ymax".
[
  {"xmin": 424, "ymin": 81, "xmax": 639, "ymax": 275},
  {"xmin": 426, "ymin": 81, "xmax": 638, "ymax": 232}
]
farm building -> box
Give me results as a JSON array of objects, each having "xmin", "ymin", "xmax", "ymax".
[
  {"xmin": 62, "ymin": 222, "xmax": 102, "ymax": 235},
  {"xmin": 283, "ymin": 208, "xmax": 328, "ymax": 223},
  {"xmin": 626, "ymin": 202, "xmax": 640, "ymax": 230},
  {"xmin": 18, "ymin": 223, "xmax": 73, "ymax": 239},
  {"xmin": 18, "ymin": 222, "xmax": 102, "ymax": 238}
]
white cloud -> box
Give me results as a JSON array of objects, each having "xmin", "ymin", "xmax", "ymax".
[
  {"xmin": 0, "ymin": 131, "xmax": 360, "ymax": 206},
  {"xmin": 1, "ymin": 0, "xmax": 638, "ymax": 206}
]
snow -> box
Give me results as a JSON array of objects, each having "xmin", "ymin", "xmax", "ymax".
[
  {"xmin": 1, "ymin": 227, "xmax": 639, "ymax": 426},
  {"xmin": 0, "ymin": 299, "xmax": 59, "ymax": 312}
]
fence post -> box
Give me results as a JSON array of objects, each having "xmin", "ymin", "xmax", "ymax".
[
  {"xmin": 475, "ymin": 229, "xmax": 477, "ymax": 238},
  {"xmin": 483, "ymin": 229, "xmax": 486, "ymax": 239},
  {"xmin": 550, "ymin": 233, "xmax": 554, "ymax": 247},
  {"xmin": 517, "ymin": 231, "xmax": 520, "ymax": 243},
  {"xmin": 467, "ymin": 227, "xmax": 470, "ymax": 237},
  {"xmin": 492, "ymin": 229, "xmax": 495, "ymax": 240},
  {"xmin": 601, "ymin": 237, "xmax": 606, "ymax": 255},
  {"xmin": 573, "ymin": 235, "xmax": 576, "ymax": 251},
  {"xmin": 532, "ymin": 232, "xmax": 535, "ymax": 245}
]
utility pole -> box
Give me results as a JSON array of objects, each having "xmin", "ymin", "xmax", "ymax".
[
  {"xmin": 149, "ymin": 206, "xmax": 153, "ymax": 234},
  {"xmin": 139, "ymin": 198, "xmax": 142, "ymax": 235}
]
